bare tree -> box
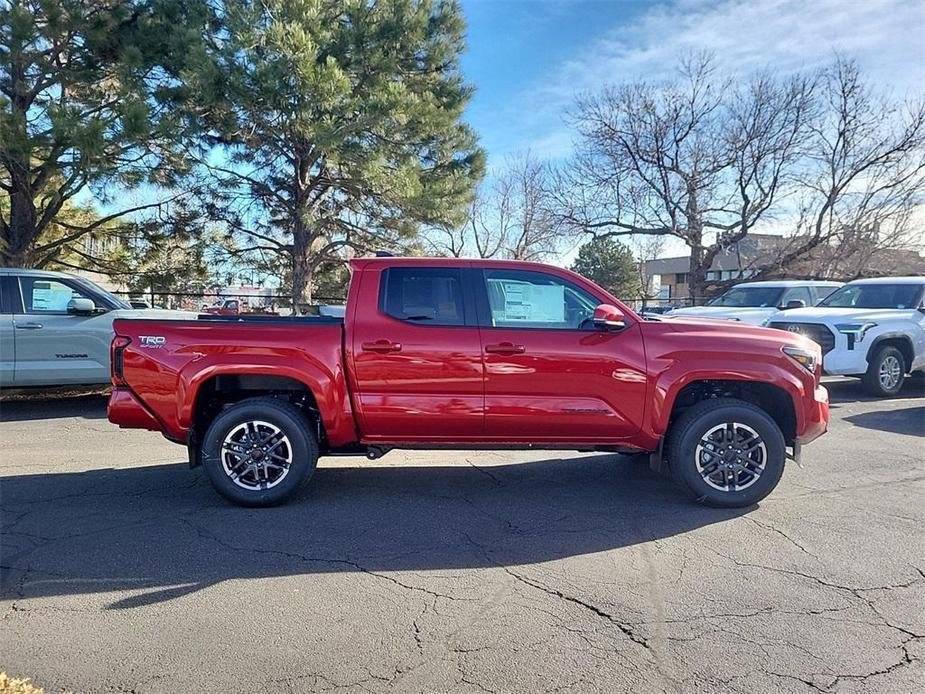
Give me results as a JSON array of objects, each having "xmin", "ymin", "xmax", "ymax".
[
  {"xmin": 427, "ymin": 153, "xmax": 562, "ymax": 261},
  {"xmin": 754, "ymin": 58, "xmax": 925, "ymax": 279},
  {"xmin": 558, "ymin": 53, "xmax": 816, "ymax": 302}
]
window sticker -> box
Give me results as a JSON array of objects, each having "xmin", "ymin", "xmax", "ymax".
[
  {"xmin": 31, "ymin": 282, "xmax": 74, "ymax": 312},
  {"xmin": 491, "ymin": 280, "xmax": 565, "ymax": 323}
]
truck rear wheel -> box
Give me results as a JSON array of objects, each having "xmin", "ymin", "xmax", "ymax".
[
  {"xmin": 200, "ymin": 397, "xmax": 318, "ymax": 506},
  {"xmin": 862, "ymin": 346, "xmax": 906, "ymax": 397},
  {"xmin": 667, "ymin": 398, "xmax": 786, "ymax": 508}
]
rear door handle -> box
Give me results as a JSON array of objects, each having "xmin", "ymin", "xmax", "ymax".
[
  {"xmin": 362, "ymin": 340, "xmax": 402, "ymax": 353},
  {"xmin": 15, "ymin": 322, "xmax": 43, "ymax": 330},
  {"xmin": 485, "ymin": 342, "xmax": 525, "ymax": 355}
]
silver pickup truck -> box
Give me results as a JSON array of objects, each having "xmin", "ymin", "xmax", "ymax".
[{"xmin": 0, "ymin": 268, "xmax": 195, "ymax": 388}]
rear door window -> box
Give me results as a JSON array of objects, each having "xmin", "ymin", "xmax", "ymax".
[{"xmin": 380, "ymin": 267, "xmax": 467, "ymax": 326}]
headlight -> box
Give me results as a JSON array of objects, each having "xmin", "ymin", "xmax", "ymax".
[
  {"xmin": 836, "ymin": 322, "xmax": 876, "ymax": 343},
  {"xmin": 782, "ymin": 346, "xmax": 817, "ymax": 373}
]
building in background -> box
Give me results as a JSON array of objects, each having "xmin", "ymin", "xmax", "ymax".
[
  {"xmin": 645, "ymin": 234, "xmax": 787, "ymax": 305},
  {"xmin": 644, "ymin": 231, "xmax": 925, "ymax": 306}
]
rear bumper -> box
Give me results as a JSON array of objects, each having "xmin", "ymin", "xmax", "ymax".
[
  {"xmin": 107, "ymin": 387, "xmax": 162, "ymax": 432},
  {"xmin": 797, "ymin": 384, "xmax": 829, "ymax": 444}
]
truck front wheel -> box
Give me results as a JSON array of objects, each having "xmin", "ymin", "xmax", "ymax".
[
  {"xmin": 862, "ymin": 345, "xmax": 906, "ymax": 397},
  {"xmin": 200, "ymin": 397, "xmax": 319, "ymax": 506},
  {"xmin": 667, "ymin": 398, "xmax": 786, "ymax": 508}
]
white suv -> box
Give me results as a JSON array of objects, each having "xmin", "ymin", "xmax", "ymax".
[
  {"xmin": 764, "ymin": 277, "xmax": 925, "ymax": 397},
  {"xmin": 668, "ymin": 280, "xmax": 843, "ymax": 325}
]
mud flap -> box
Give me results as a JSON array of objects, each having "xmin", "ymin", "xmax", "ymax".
[
  {"xmin": 786, "ymin": 440, "xmax": 803, "ymax": 468},
  {"xmin": 187, "ymin": 429, "xmax": 201, "ymax": 468},
  {"xmin": 648, "ymin": 437, "xmax": 667, "ymax": 475}
]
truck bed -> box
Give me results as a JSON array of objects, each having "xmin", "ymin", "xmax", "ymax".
[{"xmin": 108, "ymin": 316, "xmax": 357, "ymax": 447}]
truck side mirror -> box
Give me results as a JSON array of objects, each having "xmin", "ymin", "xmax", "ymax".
[
  {"xmin": 67, "ymin": 297, "xmax": 97, "ymax": 315},
  {"xmin": 783, "ymin": 299, "xmax": 806, "ymax": 310},
  {"xmin": 592, "ymin": 304, "xmax": 626, "ymax": 331}
]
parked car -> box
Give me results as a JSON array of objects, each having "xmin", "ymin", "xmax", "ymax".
[
  {"xmin": 0, "ymin": 269, "xmax": 197, "ymax": 387},
  {"xmin": 108, "ymin": 257, "xmax": 829, "ymax": 509},
  {"xmin": 765, "ymin": 276, "xmax": 925, "ymax": 397},
  {"xmin": 202, "ymin": 298, "xmax": 243, "ymax": 315},
  {"xmin": 668, "ymin": 280, "xmax": 843, "ymax": 325},
  {"xmin": 639, "ymin": 305, "xmax": 677, "ymax": 317}
]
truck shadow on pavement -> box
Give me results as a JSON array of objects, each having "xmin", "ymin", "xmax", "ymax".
[
  {"xmin": 843, "ymin": 406, "xmax": 925, "ymax": 437},
  {"xmin": 825, "ymin": 375, "xmax": 924, "ymax": 404},
  {"xmin": 0, "ymin": 394, "xmax": 109, "ymax": 421},
  {"xmin": 1, "ymin": 455, "xmax": 744, "ymax": 609}
]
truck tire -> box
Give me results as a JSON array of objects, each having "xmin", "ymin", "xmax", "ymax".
[
  {"xmin": 862, "ymin": 345, "xmax": 906, "ymax": 397},
  {"xmin": 667, "ymin": 398, "xmax": 786, "ymax": 508},
  {"xmin": 200, "ymin": 397, "xmax": 319, "ymax": 506}
]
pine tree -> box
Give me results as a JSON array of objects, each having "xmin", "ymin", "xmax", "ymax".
[
  {"xmin": 189, "ymin": 0, "xmax": 484, "ymax": 308},
  {"xmin": 0, "ymin": 0, "xmax": 200, "ymax": 267},
  {"xmin": 571, "ymin": 237, "xmax": 641, "ymax": 301}
]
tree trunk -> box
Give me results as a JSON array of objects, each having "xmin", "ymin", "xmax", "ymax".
[
  {"xmin": 2, "ymin": 33, "xmax": 38, "ymax": 269},
  {"xmin": 290, "ymin": 218, "xmax": 313, "ymax": 313},
  {"xmin": 687, "ymin": 253, "xmax": 708, "ymax": 306},
  {"xmin": 685, "ymin": 185, "xmax": 707, "ymax": 305},
  {"xmin": 3, "ymin": 129, "xmax": 39, "ymax": 267}
]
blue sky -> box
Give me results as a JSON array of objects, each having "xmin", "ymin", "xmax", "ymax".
[
  {"xmin": 461, "ymin": 0, "xmax": 649, "ymax": 162},
  {"xmin": 460, "ymin": 0, "xmax": 925, "ymax": 168}
]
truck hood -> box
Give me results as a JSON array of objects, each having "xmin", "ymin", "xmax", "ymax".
[
  {"xmin": 654, "ymin": 313, "xmax": 821, "ymax": 354},
  {"xmin": 764, "ymin": 307, "xmax": 919, "ymax": 325},
  {"xmin": 667, "ymin": 306, "xmax": 776, "ymax": 325}
]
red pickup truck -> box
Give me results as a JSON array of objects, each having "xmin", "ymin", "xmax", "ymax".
[{"xmin": 108, "ymin": 257, "xmax": 829, "ymax": 508}]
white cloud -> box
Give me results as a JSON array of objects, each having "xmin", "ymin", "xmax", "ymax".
[{"xmin": 511, "ymin": 0, "xmax": 925, "ymax": 160}]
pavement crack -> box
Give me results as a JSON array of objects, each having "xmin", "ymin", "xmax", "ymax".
[
  {"xmin": 744, "ymin": 516, "xmax": 818, "ymax": 559},
  {"xmin": 502, "ymin": 566, "xmax": 651, "ymax": 651},
  {"xmin": 464, "ymin": 457, "xmax": 505, "ymax": 487},
  {"xmin": 177, "ymin": 518, "xmax": 466, "ymax": 604}
]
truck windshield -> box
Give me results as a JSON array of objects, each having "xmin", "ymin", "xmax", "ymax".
[
  {"xmin": 708, "ymin": 286, "xmax": 784, "ymax": 308},
  {"xmin": 819, "ymin": 284, "xmax": 923, "ymax": 309}
]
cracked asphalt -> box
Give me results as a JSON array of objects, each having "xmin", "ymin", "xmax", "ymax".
[{"xmin": 1, "ymin": 378, "xmax": 923, "ymax": 694}]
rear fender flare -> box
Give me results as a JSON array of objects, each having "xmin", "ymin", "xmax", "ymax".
[{"xmin": 176, "ymin": 354, "xmax": 356, "ymax": 447}]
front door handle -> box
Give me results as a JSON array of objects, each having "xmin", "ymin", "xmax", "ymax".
[
  {"xmin": 15, "ymin": 322, "xmax": 43, "ymax": 330},
  {"xmin": 485, "ymin": 342, "xmax": 525, "ymax": 355},
  {"xmin": 362, "ymin": 340, "xmax": 402, "ymax": 353}
]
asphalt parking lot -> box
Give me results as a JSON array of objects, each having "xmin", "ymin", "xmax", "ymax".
[{"xmin": 1, "ymin": 379, "xmax": 923, "ymax": 694}]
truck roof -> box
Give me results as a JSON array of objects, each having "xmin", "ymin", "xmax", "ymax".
[
  {"xmin": 731, "ymin": 279, "xmax": 843, "ymax": 288},
  {"xmin": 350, "ymin": 256, "xmax": 567, "ymax": 272},
  {"xmin": 0, "ymin": 267, "xmax": 82, "ymax": 278},
  {"xmin": 844, "ymin": 276, "xmax": 925, "ymax": 285}
]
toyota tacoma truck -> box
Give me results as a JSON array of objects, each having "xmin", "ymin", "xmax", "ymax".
[
  {"xmin": 765, "ymin": 276, "xmax": 925, "ymax": 397},
  {"xmin": 107, "ymin": 257, "xmax": 829, "ymax": 508}
]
